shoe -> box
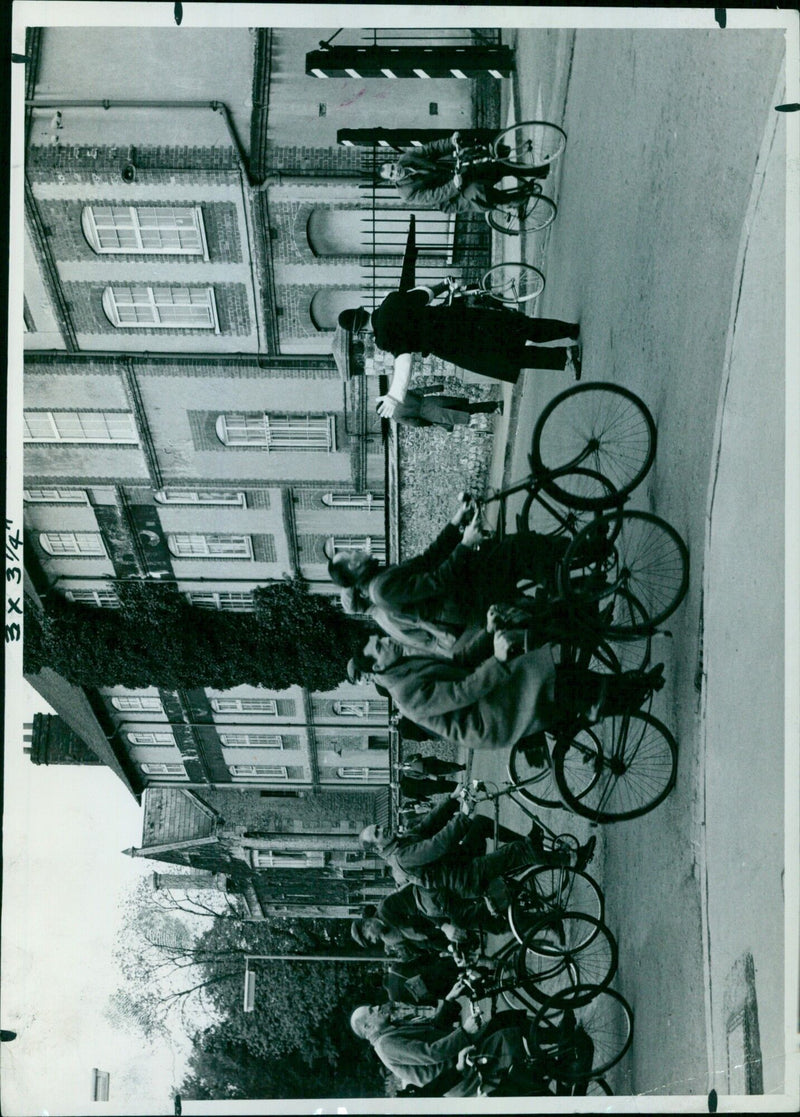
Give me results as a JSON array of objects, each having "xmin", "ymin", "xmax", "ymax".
[
  {"xmin": 528, "ymin": 817, "xmax": 548, "ymax": 851},
  {"xmin": 574, "ymin": 836, "xmax": 597, "ymax": 872},
  {"xmin": 521, "ymin": 732, "xmax": 549, "ymax": 769},
  {"xmin": 564, "ymin": 345, "xmax": 582, "ymax": 381},
  {"xmin": 599, "ymin": 663, "xmax": 666, "ymax": 717}
]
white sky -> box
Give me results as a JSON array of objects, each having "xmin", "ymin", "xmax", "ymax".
[{"xmin": 1, "ymin": 683, "xmax": 193, "ymax": 1116}]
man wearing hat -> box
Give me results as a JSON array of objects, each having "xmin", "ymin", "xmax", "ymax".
[
  {"xmin": 336, "ymin": 276, "xmax": 581, "ymax": 422},
  {"xmin": 330, "ymin": 491, "xmax": 570, "ymax": 641}
]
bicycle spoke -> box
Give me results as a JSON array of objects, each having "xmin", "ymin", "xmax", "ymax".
[
  {"xmin": 555, "ymin": 711, "xmax": 677, "ymax": 822},
  {"xmin": 532, "ymin": 385, "xmax": 657, "ymax": 508}
]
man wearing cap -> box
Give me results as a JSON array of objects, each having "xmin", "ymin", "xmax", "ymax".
[
  {"xmin": 336, "ymin": 279, "xmax": 581, "ymax": 422},
  {"xmin": 330, "ymin": 491, "xmax": 569, "ymax": 641}
]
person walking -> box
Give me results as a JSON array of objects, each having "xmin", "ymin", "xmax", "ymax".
[
  {"xmin": 384, "ymin": 387, "xmax": 502, "ymax": 432},
  {"xmin": 337, "ymin": 281, "xmax": 581, "ymax": 421}
]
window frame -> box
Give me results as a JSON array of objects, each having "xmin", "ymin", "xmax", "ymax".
[
  {"xmin": 102, "ymin": 285, "xmax": 220, "ymax": 332},
  {"xmin": 220, "ymin": 733, "xmax": 283, "ymax": 748},
  {"xmin": 215, "ymin": 413, "xmax": 336, "ymax": 452},
  {"xmin": 82, "ymin": 205, "xmax": 209, "ymax": 258},
  {"xmin": 186, "ymin": 591, "xmax": 255, "ymax": 611},
  {"xmin": 141, "ymin": 762, "xmax": 186, "ymax": 777},
  {"xmin": 229, "ymin": 765, "xmax": 289, "ymax": 780},
  {"xmin": 65, "ymin": 588, "xmax": 120, "ymax": 608},
  {"xmin": 39, "ymin": 532, "xmax": 107, "ymax": 557},
  {"xmin": 24, "ymin": 410, "xmax": 138, "ymax": 444},
  {"xmin": 24, "ymin": 488, "xmax": 90, "ymax": 504},
  {"xmin": 211, "ymin": 698, "xmax": 279, "ymax": 715},
  {"xmin": 155, "ymin": 489, "xmax": 247, "ymax": 507},
  {"xmin": 167, "ymin": 534, "xmax": 254, "ymax": 560},
  {"xmin": 111, "ymin": 696, "xmax": 164, "ymax": 712},
  {"xmin": 326, "ymin": 535, "xmax": 386, "ymax": 562},
  {"xmin": 321, "ymin": 492, "xmax": 384, "ymax": 510},
  {"xmin": 335, "ymin": 766, "xmax": 388, "ymax": 782},
  {"xmin": 127, "ymin": 730, "xmax": 177, "ymax": 746}
]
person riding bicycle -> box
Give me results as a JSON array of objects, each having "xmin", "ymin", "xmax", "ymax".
[{"xmin": 379, "ymin": 130, "xmax": 549, "ymax": 215}]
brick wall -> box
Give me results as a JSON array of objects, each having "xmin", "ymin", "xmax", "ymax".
[
  {"xmin": 28, "ymin": 143, "xmax": 241, "ymax": 183},
  {"xmin": 264, "ymin": 145, "xmax": 365, "ymax": 177},
  {"xmin": 250, "ymin": 535, "xmax": 277, "ymax": 563},
  {"xmin": 35, "ymin": 200, "xmax": 242, "ymax": 264},
  {"xmin": 62, "ymin": 281, "xmax": 251, "ymax": 336}
]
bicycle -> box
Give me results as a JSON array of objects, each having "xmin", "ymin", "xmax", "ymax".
[
  {"xmin": 451, "ymin": 127, "xmax": 564, "ymax": 234},
  {"xmin": 476, "ymin": 381, "xmax": 689, "ymax": 636},
  {"xmin": 456, "ymin": 779, "xmax": 605, "ymax": 936},
  {"xmin": 442, "ymin": 264, "xmax": 547, "ymax": 308},
  {"xmin": 450, "ymin": 909, "xmax": 619, "ymax": 1018},
  {"xmin": 456, "ymin": 981, "xmax": 632, "ymax": 1094}
]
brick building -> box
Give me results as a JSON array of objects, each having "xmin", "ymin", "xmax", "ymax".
[{"xmin": 21, "ymin": 23, "xmax": 503, "ymax": 913}]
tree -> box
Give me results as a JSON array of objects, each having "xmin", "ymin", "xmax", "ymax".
[{"xmin": 24, "ymin": 579, "xmax": 370, "ymax": 691}]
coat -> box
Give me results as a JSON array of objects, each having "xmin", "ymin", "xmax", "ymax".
[
  {"xmin": 380, "ymin": 798, "xmax": 472, "ymax": 884},
  {"xmin": 394, "ymin": 137, "xmax": 498, "ymax": 214},
  {"xmin": 373, "ymin": 1020, "xmax": 472, "ymax": 1089},
  {"xmin": 367, "ymin": 523, "xmax": 566, "ymax": 631},
  {"xmin": 378, "ymin": 647, "xmax": 557, "ymax": 751},
  {"xmin": 390, "ymin": 389, "xmax": 473, "ymax": 431}
]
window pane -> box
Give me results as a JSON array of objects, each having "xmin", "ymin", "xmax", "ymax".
[
  {"xmin": 230, "ymin": 765, "xmax": 288, "ymax": 778},
  {"xmin": 40, "ymin": 532, "xmax": 105, "ymax": 556},
  {"xmin": 220, "ymin": 734, "xmax": 282, "ymax": 747},
  {"xmin": 67, "ymin": 589, "xmax": 120, "ymax": 607},
  {"xmin": 112, "ymin": 696, "xmax": 163, "ymax": 711},
  {"xmin": 211, "ymin": 699, "xmax": 278, "ymax": 714},
  {"xmin": 169, "ymin": 534, "xmax": 252, "ymax": 558},
  {"xmin": 187, "ymin": 591, "xmax": 255, "ymax": 611},
  {"xmin": 24, "ymin": 488, "xmax": 88, "ymax": 503},
  {"xmin": 128, "ymin": 731, "xmax": 175, "ymax": 745}
]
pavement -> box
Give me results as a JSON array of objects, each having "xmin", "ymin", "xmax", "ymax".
[{"xmin": 464, "ymin": 28, "xmax": 798, "ymax": 1106}]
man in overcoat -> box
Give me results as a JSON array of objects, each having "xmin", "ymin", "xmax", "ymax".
[
  {"xmin": 329, "ymin": 493, "xmax": 570, "ymax": 637},
  {"xmin": 349, "ymin": 631, "xmax": 664, "ymax": 755}
]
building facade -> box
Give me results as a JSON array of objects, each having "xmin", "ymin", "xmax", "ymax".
[{"xmin": 21, "ymin": 23, "xmax": 502, "ymax": 912}]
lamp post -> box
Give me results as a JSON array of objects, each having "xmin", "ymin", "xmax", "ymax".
[{"xmin": 243, "ymin": 951, "xmax": 386, "ymax": 1012}]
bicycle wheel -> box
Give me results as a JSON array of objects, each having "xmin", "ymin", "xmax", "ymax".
[
  {"xmin": 486, "ymin": 192, "xmax": 557, "ymax": 235},
  {"xmin": 508, "ymin": 866, "xmax": 604, "ymax": 944},
  {"xmin": 532, "ymin": 383, "xmax": 657, "ymax": 509},
  {"xmin": 529, "ymin": 986, "xmax": 634, "ymax": 1082},
  {"xmin": 518, "ymin": 467, "xmax": 621, "ymax": 538},
  {"xmin": 517, "ymin": 913, "xmax": 618, "ymax": 1007},
  {"xmin": 562, "ymin": 511, "xmax": 690, "ymax": 633},
  {"xmin": 482, "ymin": 262, "xmax": 545, "ymax": 305},
  {"xmin": 493, "ymin": 121, "xmax": 567, "ymax": 168},
  {"xmin": 507, "ymin": 729, "xmax": 601, "ymax": 809},
  {"xmin": 497, "ymin": 955, "xmax": 545, "ymax": 1013},
  {"xmin": 553, "ymin": 710, "xmax": 678, "ymax": 823}
]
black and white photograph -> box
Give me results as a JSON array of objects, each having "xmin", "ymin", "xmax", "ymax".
[{"xmin": 2, "ymin": 3, "xmax": 799, "ymax": 1113}]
